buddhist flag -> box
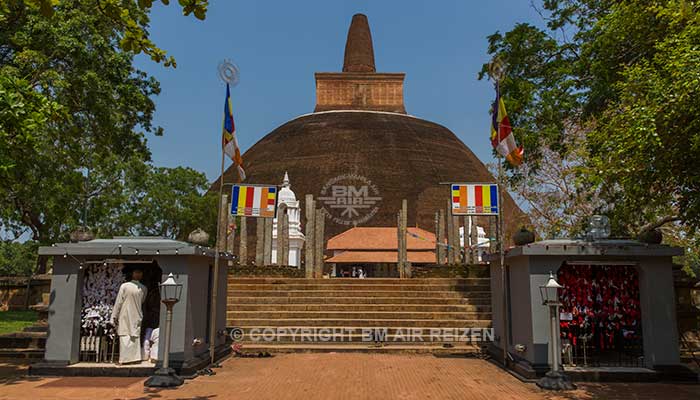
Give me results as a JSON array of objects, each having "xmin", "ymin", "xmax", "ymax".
[
  {"xmin": 230, "ymin": 184, "xmax": 277, "ymax": 218},
  {"xmin": 490, "ymin": 88, "xmax": 523, "ymax": 166},
  {"xmin": 222, "ymin": 83, "xmax": 246, "ymax": 180},
  {"xmin": 451, "ymin": 184, "xmax": 499, "ymax": 215}
]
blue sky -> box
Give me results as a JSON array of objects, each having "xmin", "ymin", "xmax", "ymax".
[{"xmin": 136, "ymin": 1, "xmax": 543, "ymax": 181}]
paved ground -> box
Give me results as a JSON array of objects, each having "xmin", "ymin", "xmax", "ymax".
[{"xmin": 0, "ymin": 354, "xmax": 699, "ymax": 400}]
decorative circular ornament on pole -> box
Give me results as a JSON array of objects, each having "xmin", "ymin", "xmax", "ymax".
[
  {"xmin": 218, "ymin": 59, "xmax": 240, "ymax": 86},
  {"xmin": 488, "ymin": 57, "xmax": 506, "ymax": 82}
]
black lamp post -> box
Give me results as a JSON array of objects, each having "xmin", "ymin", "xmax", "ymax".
[
  {"xmin": 145, "ymin": 273, "xmax": 184, "ymax": 388},
  {"xmin": 536, "ymin": 272, "xmax": 576, "ymax": 390}
]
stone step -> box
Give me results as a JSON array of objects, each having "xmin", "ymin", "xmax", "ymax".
[
  {"xmin": 0, "ymin": 331, "xmax": 47, "ymax": 339},
  {"xmin": 227, "ymin": 290, "xmax": 491, "ymax": 298},
  {"xmin": 228, "ymin": 304, "xmax": 491, "ymax": 312},
  {"xmin": 228, "ymin": 284, "xmax": 491, "ymax": 292},
  {"xmin": 231, "ymin": 343, "xmax": 485, "ymax": 355},
  {"xmin": 234, "ymin": 331, "xmax": 491, "ymax": 343},
  {"xmin": 230, "ymin": 319, "xmax": 492, "ymax": 328},
  {"xmin": 227, "ymin": 278, "xmax": 489, "ymax": 285},
  {"xmin": 233, "ymin": 326, "xmax": 493, "ymax": 334},
  {"xmin": 227, "ymin": 296, "xmax": 491, "ymax": 305},
  {"xmin": 231, "ymin": 326, "xmax": 493, "ymax": 340},
  {"xmin": 235, "ymin": 335, "xmax": 487, "ymax": 344},
  {"xmin": 0, "ymin": 348, "xmax": 44, "ymax": 361},
  {"xmin": 21, "ymin": 325, "xmax": 48, "ymax": 333},
  {"xmin": 225, "ymin": 277, "xmax": 493, "ymax": 354},
  {"xmin": 0, "ymin": 333, "xmax": 47, "ymax": 349},
  {"xmin": 227, "ymin": 311, "xmax": 492, "ymax": 320}
]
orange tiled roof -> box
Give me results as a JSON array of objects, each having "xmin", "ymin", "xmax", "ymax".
[
  {"xmin": 326, "ymin": 227, "xmax": 436, "ymax": 251},
  {"xmin": 326, "ymin": 250, "xmax": 436, "ymax": 264}
]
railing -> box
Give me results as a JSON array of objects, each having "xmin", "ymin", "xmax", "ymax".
[
  {"xmin": 564, "ymin": 334, "xmax": 644, "ymax": 368},
  {"xmin": 79, "ymin": 333, "xmax": 119, "ymax": 363}
]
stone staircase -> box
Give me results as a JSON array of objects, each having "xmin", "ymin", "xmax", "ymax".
[
  {"xmin": 226, "ymin": 277, "xmax": 492, "ymax": 354},
  {"xmin": 0, "ymin": 325, "xmax": 47, "ymax": 363}
]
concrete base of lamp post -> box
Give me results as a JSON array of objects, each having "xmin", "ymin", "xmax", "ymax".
[
  {"xmin": 144, "ymin": 367, "xmax": 184, "ymax": 388},
  {"xmin": 536, "ymin": 370, "xmax": 576, "ymax": 391}
]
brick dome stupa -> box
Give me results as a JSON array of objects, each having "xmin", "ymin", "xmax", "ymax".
[{"xmin": 213, "ymin": 14, "xmax": 527, "ymax": 243}]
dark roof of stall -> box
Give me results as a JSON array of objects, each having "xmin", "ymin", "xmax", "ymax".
[
  {"xmin": 39, "ymin": 236, "xmax": 231, "ymax": 259},
  {"xmin": 486, "ymin": 239, "xmax": 683, "ymax": 260}
]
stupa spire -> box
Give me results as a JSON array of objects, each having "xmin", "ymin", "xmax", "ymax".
[
  {"xmin": 342, "ymin": 14, "xmax": 376, "ymax": 73},
  {"xmin": 314, "ymin": 13, "xmax": 405, "ymax": 113}
]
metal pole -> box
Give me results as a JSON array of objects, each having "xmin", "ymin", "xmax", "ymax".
[
  {"xmin": 554, "ymin": 302, "xmax": 561, "ymax": 371},
  {"xmin": 163, "ymin": 302, "xmax": 174, "ymax": 370},
  {"xmin": 496, "ymin": 78, "xmax": 509, "ymax": 368},
  {"xmin": 498, "ymin": 205, "xmax": 508, "ymax": 368},
  {"xmin": 209, "ymin": 149, "xmax": 226, "ymax": 365},
  {"xmin": 550, "ymin": 304, "xmax": 559, "ymax": 372}
]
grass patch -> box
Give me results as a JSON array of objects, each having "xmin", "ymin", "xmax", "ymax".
[{"xmin": 0, "ymin": 310, "xmax": 38, "ymax": 335}]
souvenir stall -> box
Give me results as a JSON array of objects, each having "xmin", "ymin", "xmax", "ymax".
[
  {"xmin": 488, "ymin": 239, "xmax": 690, "ymax": 380},
  {"xmin": 78, "ymin": 260, "xmax": 161, "ymax": 364},
  {"xmin": 557, "ymin": 263, "xmax": 643, "ymax": 367},
  {"xmin": 32, "ymin": 237, "xmax": 231, "ymax": 377}
]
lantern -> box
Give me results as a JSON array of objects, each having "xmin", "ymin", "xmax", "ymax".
[
  {"xmin": 160, "ymin": 273, "xmax": 183, "ymax": 304},
  {"xmin": 539, "ymin": 272, "xmax": 563, "ymax": 306}
]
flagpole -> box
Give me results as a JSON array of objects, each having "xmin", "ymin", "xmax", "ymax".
[
  {"xmin": 498, "ymin": 148, "xmax": 509, "ymax": 369},
  {"xmin": 210, "ymin": 61, "xmax": 241, "ymax": 367},
  {"xmin": 493, "ymin": 65, "xmax": 509, "ymax": 369},
  {"xmin": 209, "ymin": 146, "xmax": 226, "ymax": 366}
]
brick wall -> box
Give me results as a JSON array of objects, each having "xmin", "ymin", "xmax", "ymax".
[
  {"xmin": 0, "ymin": 275, "xmax": 51, "ymax": 311},
  {"xmin": 411, "ymin": 264, "xmax": 490, "ymax": 279},
  {"xmin": 229, "ymin": 265, "xmax": 305, "ymax": 278},
  {"xmin": 314, "ymin": 73, "xmax": 406, "ymax": 114}
]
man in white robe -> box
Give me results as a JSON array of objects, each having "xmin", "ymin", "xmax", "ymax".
[{"xmin": 111, "ymin": 267, "xmax": 147, "ymax": 364}]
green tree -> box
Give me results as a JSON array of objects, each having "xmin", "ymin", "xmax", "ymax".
[
  {"xmin": 1, "ymin": 0, "xmax": 157, "ymax": 243},
  {"xmin": 481, "ymin": 1, "xmax": 700, "ymax": 275},
  {"xmin": 117, "ymin": 165, "xmax": 218, "ymax": 243},
  {"xmin": 71, "ymin": 161, "xmax": 218, "ymax": 244},
  {"xmin": 0, "ymin": 0, "xmax": 208, "ymax": 66},
  {"xmin": 0, "ymin": 240, "xmax": 37, "ymax": 276},
  {"xmin": 0, "ymin": 1, "xmax": 214, "ymax": 248}
]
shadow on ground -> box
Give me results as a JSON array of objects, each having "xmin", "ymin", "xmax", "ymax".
[{"xmin": 0, "ymin": 362, "xmax": 43, "ymax": 385}]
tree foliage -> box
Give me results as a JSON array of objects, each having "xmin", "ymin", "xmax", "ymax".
[
  {"xmin": 481, "ymin": 1, "xmax": 700, "ymax": 244},
  {"xmin": 114, "ymin": 165, "xmax": 218, "ymax": 242},
  {"xmin": 481, "ymin": 1, "xmax": 700, "ymax": 276},
  {"xmin": 0, "ymin": 0, "xmax": 208, "ymax": 66},
  {"xmin": 0, "ymin": 240, "xmax": 37, "ymax": 276},
  {"xmin": 1, "ymin": 0, "xmax": 157, "ymax": 243},
  {"xmin": 0, "ymin": 1, "xmax": 215, "ymax": 250}
]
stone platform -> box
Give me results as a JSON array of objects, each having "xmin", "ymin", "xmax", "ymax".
[{"xmin": 29, "ymin": 361, "xmax": 156, "ymax": 377}]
